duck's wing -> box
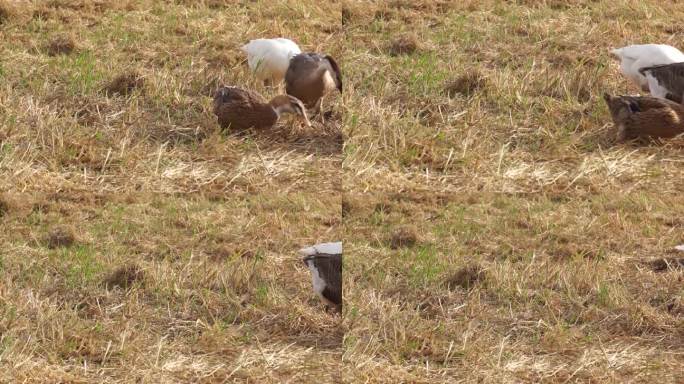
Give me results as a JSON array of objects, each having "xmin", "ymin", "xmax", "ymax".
[
  {"xmin": 303, "ymin": 254, "xmax": 342, "ymax": 306},
  {"xmin": 212, "ymin": 87, "xmax": 272, "ymax": 130},
  {"xmin": 214, "ymin": 86, "xmax": 265, "ymax": 106},
  {"xmin": 623, "ymin": 106, "xmax": 684, "ymax": 139},
  {"xmin": 607, "ymin": 94, "xmax": 675, "ymax": 112},
  {"xmin": 640, "ymin": 62, "xmax": 684, "ymax": 103},
  {"xmin": 324, "ymin": 55, "xmax": 342, "ymax": 92},
  {"xmin": 287, "ymin": 53, "xmax": 320, "ymax": 74},
  {"xmin": 299, "ymin": 242, "xmax": 343, "ymax": 306},
  {"xmin": 285, "ymin": 54, "xmax": 324, "ymax": 104},
  {"xmin": 631, "ymin": 95, "xmax": 680, "ymax": 110}
]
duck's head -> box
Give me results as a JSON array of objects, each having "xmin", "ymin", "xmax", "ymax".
[
  {"xmin": 270, "ymin": 95, "xmax": 311, "ymax": 127},
  {"xmin": 603, "ymin": 93, "xmax": 639, "ymax": 121}
]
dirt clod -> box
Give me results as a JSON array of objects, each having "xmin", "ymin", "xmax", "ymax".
[
  {"xmin": 104, "ymin": 264, "xmax": 145, "ymax": 289},
  {"xmin": 649, "ymin": 257, "xmax": 684, "ymax": 272},
  {"xmin": 390, "ymin": 225, "xmax": 419, "ymax": 249},
  {"xmin": 373, "ymin": 200, "xmax": 394, "ymax": 215},
  {"xmin": 104, "ymin": 71, "xmax": 144, "ymax": 96},
  {"xmin": 341, "ymin": 7, "xmax": 351, "ymax": 26},
  {"xmin": 46, "ymin": 35, "xmax": 76, "ymax": 56},
  {"xmin": 46, "ymin": 227, "xmax": 76, "ymax": 249},
  {"xmin": 208, "ymin": 246, "xmax": 255, "ymax": 262},
  {"xmin": 0, "ymin": 0, "xmax": 18, "ymax": 24},
  {"xmin": 341, "ymin": 198, "xmax": 352, "ymax": 218},
  {"xmin": 445, "ymin": 264, "xmax": 486, "ymax": 290},
  {"xmin": 388, "ymin": 34, "xmax": 419, "ymax": 56},
  {"xmin": 0, "ymin": 196, "xmax": 9, "ymax": 217},
  {"xmin": 445, "ymin": 71, "xmax": 486, "ymax": 98}
]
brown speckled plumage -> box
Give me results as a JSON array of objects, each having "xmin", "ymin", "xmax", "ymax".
[
  {"xmin": 603, "ymin": 93, "xmax": 684, "ymax": 141},
  {"xmin": 213, "ymin": 86, "xmax": 309, "ymax": 131},
  {"xmin": 285, "ymin": 53, "xmax": 342, "ymax": 110}
]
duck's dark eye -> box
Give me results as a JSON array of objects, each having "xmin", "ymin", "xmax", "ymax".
[{"xmin": 627, "ymin": 100, "xmax": 640, "ymax": 113}]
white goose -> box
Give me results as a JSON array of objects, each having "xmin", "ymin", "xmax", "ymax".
[
  {"xmin": 241, "ymin": 38, "xmax": 301, "ymax": 85},
  {"xmin": 611, "ymin": 44, "xmax": 684, "ymax": 92}
]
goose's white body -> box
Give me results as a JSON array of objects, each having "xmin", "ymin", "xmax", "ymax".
[
  {"xmin": 611, "ymin": 44, "xmax": 684, "ymax": 91},
  {"xmin": 241, "ymin": 38, "xmax": 301, "ymax": 83}
]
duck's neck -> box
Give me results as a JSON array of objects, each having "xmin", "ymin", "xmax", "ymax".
[
  {"xmin": 271, "ymin": 104, "xmax": 285, "ymax": 119},
  {"xmin": 269, "ymin": 99, "xmax": 290, "ymax": 118}
]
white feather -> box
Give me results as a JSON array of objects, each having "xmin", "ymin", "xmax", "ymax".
[
  {"xmin": 611, "ymin": 44, "xmax": 684, "ymax": 91},
  {"xmin": 273, "ymin": 38, "xmax": 301, "ymax": 53},
  {"xmin": 675, "ymin": 245, "xmax": 684, "ymax": 252},
  {"xmin": 304, "ymin": 258, "xmax": 327, "ymax": 297},
  {"xmin": 298, "ymin": 241, "xmax": 342, "ymax": 257},
  {"xmin": 241, "ymin": 38, "xmax": 301, "ymax": 83},
  {"xmin": 644, "ymin": 72, "xmax": 670, "ymax": 99}
]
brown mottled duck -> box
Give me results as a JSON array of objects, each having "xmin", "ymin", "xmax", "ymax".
[
  {"xmin": 285, "ymin": 53, "xmax": 342, "ymax": 118},
  {"xmin": 603, "ymin": 93, "xmax": 684, "ymax": 141},
  {"xmin": 213, "ymin": 86, "xmax": 310, "ymax": 131}
]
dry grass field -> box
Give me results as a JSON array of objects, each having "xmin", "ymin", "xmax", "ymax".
[
  {"xmin": 0, "ymin": 0, "xmax": 342, "ymax": 382},
  {"xmin": 0, "ymin": 0, "xmax": 683, "ymax": 383},
  {"xmin": 342, "ymin": 0, "xmax": 683, "ymax": 382}
]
